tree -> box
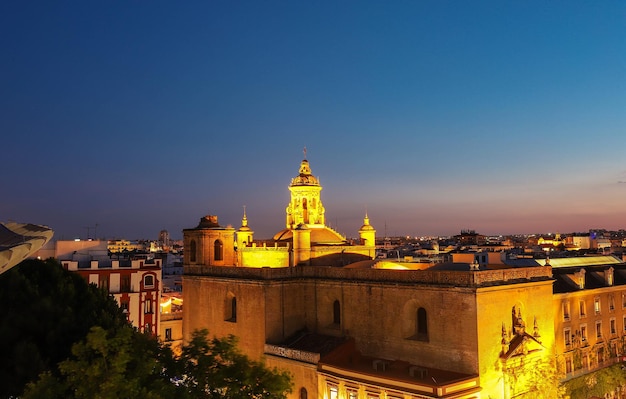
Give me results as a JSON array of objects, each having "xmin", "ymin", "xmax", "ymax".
[
  {"xmin": 0, "ymin": 258, "xmax": 128, "ymax": 398},
  {"xmin": 24, "ymin": 325, "xmax": 175, "ymax": 399},
  {"xmin": 170, "ymin": 329, "xmax": 293, "ymax": 399},
  {"xmin": 24, "ymin": 328, "xmax": 292, "ymax": 399}
]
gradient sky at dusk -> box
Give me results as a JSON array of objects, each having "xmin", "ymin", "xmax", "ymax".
[{"xmin": 2, "ymin": 1, "xmax": 626, "ymax": 240}]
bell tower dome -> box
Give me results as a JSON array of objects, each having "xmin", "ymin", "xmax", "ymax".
[{"xmin": 285, "ymin": 150, "xmax": 325, "ymax": 229}]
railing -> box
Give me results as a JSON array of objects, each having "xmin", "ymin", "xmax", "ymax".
[
  {"xmin": 184, "ymin": 265, "xmax": 553, "ymax": 288},
  {"xmin": 265, "ymin": 344, "xmax": 320, "ymax": 364}
]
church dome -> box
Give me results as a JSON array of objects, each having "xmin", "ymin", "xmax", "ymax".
[
  {"xmin": 273, "ymin": 226, "xmax": 346, "ymax": 245},
  {"xmin": 290, "ymin": 159, "xmax": 320, "ymax": 186}
]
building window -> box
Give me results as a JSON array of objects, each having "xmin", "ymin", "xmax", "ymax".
[
  {"xmin": 225, "ymin": 295, "xmax": 237, "ymax": 322},
  {"xmin": 121, "ymin": 275, "xmax": 130, "ymax": 293},
  {"xmin": 563, "ymin": 301, "xmax": 570, "ymax": 321},
  {"xmin": 622, "ymin": 293, "xmax": 626, "ymax": 309},
  {"xmin": 610, "ymin": 318, "xmax": 616, "ymax": 335},
  {"xmin": 579, "ymin": 300, "xmax": 586, "ymax": 318},
  {"xmin": 596, "ymin": 321, "xmax": 602, "ymax": 339},
  {"xmin": 145, "ymin": 299, "xmax": 153, "ymax": 314},
  {"xmin": 214, "ymin": 239, "xmax": 223, "ymax": 261},
  {"xmin": 565, "ymin": 357, "xmax": 572, "ymax": 374},
  {"xmin": 190, "ymin": 240, "xmax": 197, "ymax": 262},
  {"xmin": 300, "ymin": 388, "xmax": 307, "ymax": 399},
  {"xmin": 347, "ymin": 390, "xmax": 358, "ymax": 399},
  {"xmin": 564, "ymin": 328, "xmax": 571, "ymax": 347},
  {"xmin": 598, "ymin": 347, "xmax": 605, "ymax": 364},
  {"xmin": 145, "ymin": 322, "xmax": 151, "ymax": 333},
  {"xmin": 416, "ymin": 307, "xmax": 429, "ymax": 342},
  {"xmin": 333, "ymin": 300, "xmax": 341, "ymax": 325},
  {"xmin": 609, "ymin": 295, "xmax": 615, "ymax": 311},
  {"xmin": 581, "ymin": 325, "xmax": 587, "ymax": 342},
  {"xmin": 594, "ymin": 297, "xmax": 601, "ymax": 315},
  {"xmin": 120, "ymin": 300, "xmax": 129, "ymax": 314},
  {"xmin": 623, "ymin": 315, "xmax": 626, "ymax": 332},
  {"xmin": 329, "ymin": 385, "xmax": 338, "ymax": 399},
  {"xmin": 99, "ymin": 275, "xmax": 109, "ymax": 292},
  {"xmin": 165, "ymin": 328, "xmax": 172, "ymax": 341},
  {"xmin": 144, "ymin": 274, "xmax": 154, "ymax": 288}
]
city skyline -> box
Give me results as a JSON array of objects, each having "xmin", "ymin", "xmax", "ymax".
[{"xmin": 3, "ymin": 2, "xmax": 626, "ymax": 240}]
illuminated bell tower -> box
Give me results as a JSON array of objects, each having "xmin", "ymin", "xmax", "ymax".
[
  {"xmin": 285, "ymin": 154, "xmax": 325, "ymax": 229},
  {"xmin": 236, "ymin": 206, "xmax": 254, "ymax": 249},
  {"xmin": 358, "ymin": 213, "xmax": 376, "ymax": 247}
]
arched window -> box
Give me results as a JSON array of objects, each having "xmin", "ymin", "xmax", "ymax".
[
  {"xmin": 214, "ymin": 239, "xmax": 223, "ymax": 261},
  {"xmin": 416, "ymin": 307, "xmax": 428, "ymax": 341},
  {"xmin": 300, "ymin": 387, "xmax": 308, "ymax": 399},
  {"xmin": 144, "ymin": 274, "xmax": 154, "ymax": 288},
  {"xmin": 333, "ymin": 300, "xmax": 341, "ymax": 325},
  {"xmin": 190, "ymin": 240, "xmax": 197, "ymax": 262}
]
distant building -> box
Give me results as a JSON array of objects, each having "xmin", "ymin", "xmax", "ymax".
[{"xmin": 61, "ymin": 257, "xmax": 162, "ymax": 335}]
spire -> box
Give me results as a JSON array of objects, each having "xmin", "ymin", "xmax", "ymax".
[
  {"xmin": 239, "ymin": 205, "xmax": 251, "ymax": 232},
  {"xmin": 241, "ymin": 205, "xmax": 248, "ymax": 227},
  {"xmin": 360, "ymin": 211, "xmax": 374, "ymax": 231}
]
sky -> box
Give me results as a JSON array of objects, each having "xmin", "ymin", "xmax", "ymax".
[{"xmin": 2, "ymin": 1, "xmax": 626, "ymax": 240}]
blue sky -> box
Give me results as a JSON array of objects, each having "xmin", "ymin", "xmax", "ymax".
[{"xmin": 2, "ymin": 1, "xmax": 625, "ymax": 240}]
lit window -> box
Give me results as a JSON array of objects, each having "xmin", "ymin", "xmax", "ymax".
[
  {"xmin": 329, "ymin": 385, "xmax": 338, "ymax": 399},
  {"xmin": 594, "ymin": 298, "xmax": 601, "ymax": 315},
  {"xmin": 347, "ymin": 390, "xmax": 358, "ymax": 399}
]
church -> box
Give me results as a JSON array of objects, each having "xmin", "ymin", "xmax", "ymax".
[
  {"xmin": 182, "ymin": 156, "xmax": 561, "ymax": 399},
  {"xmin": 183, "ymin": 156, "xmax": 376, "ymax": 269}
]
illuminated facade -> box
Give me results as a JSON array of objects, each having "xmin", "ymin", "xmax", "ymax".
[
  {"xmin": 550, "ymin": 256, "xmax": 626, "ymax": 382},
  {"xmin": 182, "ymin": 157, "xmax": 567, "ymax": 399}
]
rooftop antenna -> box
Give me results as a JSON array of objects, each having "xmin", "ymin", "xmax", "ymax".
[{"xmin": 303, "ymin": 146, "xmax": 307, "ymax": 159}]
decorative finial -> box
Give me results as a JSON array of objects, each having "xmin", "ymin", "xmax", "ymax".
[
  {"xmin": 241, "ymin": 205, "xmax": 248, "ymax": 227},
  {"xmin": 303, "ymin": 146, "xmax": 307, "ymax": 159}
]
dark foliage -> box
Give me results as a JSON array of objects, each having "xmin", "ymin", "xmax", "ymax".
[{"xmin": 0, "ymin": 258, "xmax": 128, "ymax": 397}]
